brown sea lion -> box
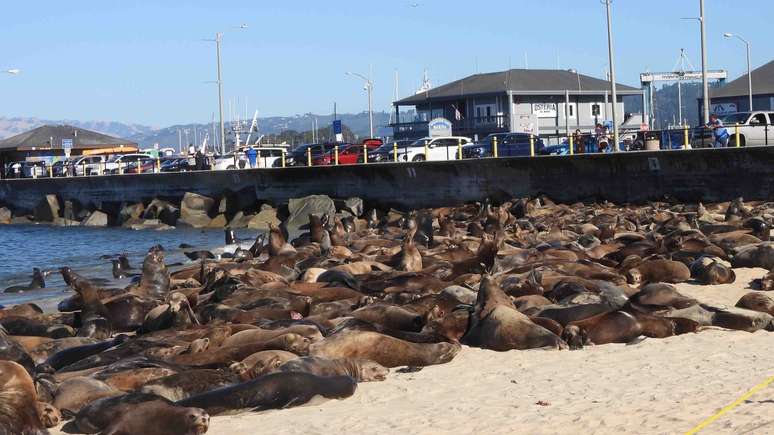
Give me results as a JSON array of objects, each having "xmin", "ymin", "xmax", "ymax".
[
  {"xmin": 278, "ymin": 356, "xmax": 389, "ymax": 382},
  {"xmin": 310, "ymin": 330, "xmax": 459, "ymax": 368},
  {"xmin": 0, "ymin": 361, "xmax": 47, "ymax": 435},
  {"xmin": 732, "ymin": 242, "xmax": 774, "ymax": 269},
  {"xmin": 101, "ymin": 400, "xmax": 209, "ymax": 435},
  {"xmin": 461, "ymin": 276, "xmax": 566, "ymax": 351},
  {"xmin": 689, "ymin": 257, "xmax": 736, "ymax": 285},
  {"xmin": 53, "ymin": 377, "xmax": 119, "ymax": 414},
  {"xmin": 176, "ymin": 372, "xmax": 356, "ymax": 415},
  {"xmin": 126, "ymin": 249, "xmax": 170, "ymax": 299},
  {"xmin": 167, "ymin": 333, "xmax": 310, "ymax": 367},
  {"xmin": 100, "ymin": 367, "xmax": 178, "ymax": 392},
  {"xmin": 735, "ymin": 292, "xmax": 774, "ymax": 316},
  {"xmin": 35, "ymin": 401, "xmax": 61, "ymax": 429},
  {"xmin": 351, "ymin": 303, "xmax": 424, "ymax": 332},
  {"xmin": 625, "ymin": 259, "xmax": 691, "ymax": 285},
  {"xmin": 220, "ymin": 325, "xmax": 322, "ymax": 348},
  {"xmin": 73, "ymin": 393, "xmax": 172, "ymax": 434},
  {"xmin": 140, "ymin": 369, "xmax": 240, "ymax": 401},
  {"xmin": 230, "ymin": 350, "xmax": 299, "ymax": 380}
]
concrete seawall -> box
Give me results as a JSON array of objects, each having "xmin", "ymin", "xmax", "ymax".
[{"xmin": 0, "ymin": 147, "xmax": 772, "ymax": 214}]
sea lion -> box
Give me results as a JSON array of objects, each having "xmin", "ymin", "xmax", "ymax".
[
  {"xmin": 73, "ymin": 392, "xmax": 174, "ymax": 434},
  {"xmin": 278, "ymin": 356, "xmax": 389, "ymax": 382},
  {"xmin": 140, "ymin": 369, "xmax": 240, "ymax": 401},
  {"xmin": 225, "ymin": 227, "xmax": 237, "ymax": 245},
  {"xmin": 3, "ymin": 268, "xmax": 45, "ymax": 293},
  {"xmin": 351, "ymin": 303, "xmax": 424, "ymax": 332},
  {"xmin": 0, "ymin": 361, "xmax": 47, "ymax": 435},
  {"xmin": 35, "ymin": 401, "xmax": 61, "ymax": 428},
  {"xmin": 177, "ymin": 372, "xmax": 357, "ymax": 415},
  {"xmin": 167, "ymin": 333, "xmax": 310, "ymax": 368},
  {"xmin": 732, "ymin": 242, "xmax": 774, "ymax": 269},
  {"xmin": 45, "ymin": 334, "xmax": 129, "ymax": 370},
  {"xmin": 220, "ymin": 325, "xmax": 321, "ymax": 348},
  {"xmin": 310, "ymin": 330, "xmax": 459, "ymax": 368},
  {"xmin": 689, "ymin": 257, "xmax": 736, "ymax": 285},
  {"xmin": 0, "ymin": 325, "xmax": 36, "ymax": 374},
  {"xmin": 625, "ymin": 259, "xmax": 690, "ymax": 285},
  {"xmin": 126, "ymin": 249, "xmax": 170, "ymax": 299},
  {"xmin": 462, "ymin": 275, "xmax": 566, "ymax": 351},
  {"xmin": 100, "ymin": 367, "xmax": 179, "ymax": 392},
  {"xmin": 230, "ymin": 350, "xmax": 299, "ymax": 380},
  {"xmin": 101, "ymin": 400, "xmax": 209, "ymax": 435},
  {"xmin": 53, "ymin": 376, "xmax": 119, "ymax": 414},
  {"xmin": 735, "ymin": 292, "xmax": 774, "ymax": 316},
  {"xmin": 141, "ymin": 292, "xmax": 199, "ymax": 333}
]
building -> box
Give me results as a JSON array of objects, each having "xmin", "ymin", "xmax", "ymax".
[
  {"xmin": 0, "ymin": 124, "xmax": 138, "ymax": 168},
  {"xmin": 391, "ymin": 69, "xmax": 644, "ymax": 141},
  {"xmin": 704, "ymin": 59, "xmax": 774, "ymax": 114}
]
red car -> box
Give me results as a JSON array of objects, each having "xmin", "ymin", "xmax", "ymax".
[{"xmin": 313, "ymin": 140, "xmax": 383, "ymax": 165}]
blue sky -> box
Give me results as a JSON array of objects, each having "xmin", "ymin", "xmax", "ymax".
[{"xmin": 0, "ymin": 0, "xmax": 770, "ymax": 126}]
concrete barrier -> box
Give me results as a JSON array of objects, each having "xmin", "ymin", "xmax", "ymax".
[{"xmin": 0, "ymin": 147, "xmax": 772, "ymax": 215}]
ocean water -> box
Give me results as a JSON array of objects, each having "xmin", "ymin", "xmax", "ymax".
[{"xmin": 0, "ymin": 225, "xmax": 260, "ymax": 309}]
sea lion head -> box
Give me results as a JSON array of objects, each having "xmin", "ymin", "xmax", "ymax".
[
  {"xmin": 183, "ymin": 407, "xmax": 210, "ymax": 435},
  {"xmin": 625, "ymin": 268, "xmax": 643, "ymax": 286},
  {"xmin": 561, "ymin": 325, "xmax": 587, "ymax": 350},
  {"xmin": 356, "ymin": 359, "xmax": 389, "ymax": 382}
]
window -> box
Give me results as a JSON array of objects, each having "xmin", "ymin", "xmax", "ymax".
[
  {"xmin": 751, "ymin": 114, "xmax": 767, "ymax": 125},
  {"xmin": 768, "ymin": 113, "xmax": 774, "ymax": 125}
]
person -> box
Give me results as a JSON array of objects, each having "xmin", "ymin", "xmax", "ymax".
[
  {"xmin": 246, "ymin": 146, "xmax": 258, "ymax": 168},
  {"xmin": 597, "ymin": 125, "xmax": 610, "ymax": 152},
  {"xmin": 573, "ymin": 129, "xmax": 585, "ymax": 154},
  {"xmin": 194, "ymin": 149, "xmax": 204, "ymax": 171},
  {"xmin": 188, "ymin": 143, "xmax": 196, "ymax": 156},
  {"xmin": 707, "ymin": 114, "xmax": 730, "ymax": 148},
  {"xmin": 11, "ymin": 162, "xmax": 21, "ymax": 179}
]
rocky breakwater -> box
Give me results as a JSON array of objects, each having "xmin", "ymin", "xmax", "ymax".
[{"xmin": 0, "ymin": 193, "xmax": 365, "ymax": 233}]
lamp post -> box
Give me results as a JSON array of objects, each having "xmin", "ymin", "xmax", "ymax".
[
  {"xmin": 205, "ymin": 25, "xmax": 247, "ymax": 155},
  {"xmin": 601, "ymin": 0, "xmax": 619, "ymax": 151},
  {"xmin": 699, "ymin": 0, "xmax": 710, "ymax": 124},
  {"xmin": 346, "ymin": 72, "xmax": 374, "ymax": 139},
  {"xmin": 724, "ymin": 32, "xmax": 753, "ymax": 111}
]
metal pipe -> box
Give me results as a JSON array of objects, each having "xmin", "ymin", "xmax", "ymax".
[
  {"xmin": 603, "ymin": 0, "xmax": 619, "ymax": 151},
  {"xmin": 700, "ymin": 0, "xmax": 710, "ymax": 124}
]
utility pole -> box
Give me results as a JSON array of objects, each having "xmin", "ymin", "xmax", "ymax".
[
  {"xmin": 603, "ymin": 0, "xmax": 619, "ymax": 151},
  {"xmin": 700, "ymin": 0, "xmax": 710, "ymax": 124},
  {"xmin": 215, "ymin": 32, "xmax": 226, "ymax": 154}
]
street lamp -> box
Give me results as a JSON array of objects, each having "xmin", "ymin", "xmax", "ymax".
[
  {"xmin": 724, "ymin": 32, "xmax": 753, "ymax": 111},
  {"xmin": 601, "ymin": 0, "xmax": 618, "ymax": 151},
  {"xmin": 346, "ymin": 72, "xmax": 374, "ymax": 139},
  {"xmin": 205, "ymin": 25, "xmax": 247, "ymax": 155}
]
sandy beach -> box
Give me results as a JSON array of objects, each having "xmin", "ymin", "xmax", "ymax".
[{"xmin": 51, "ymin": 267, "xmax": 767, "ymax": 435}]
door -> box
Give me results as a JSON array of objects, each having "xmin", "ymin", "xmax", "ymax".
[{"xmin": 747, "ymin": 113, "xmax": 768, "ymax": 145}]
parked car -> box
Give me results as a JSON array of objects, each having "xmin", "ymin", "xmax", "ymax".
[
  {"xmin": 254, "ymin": 147, "xmax": 288, "ymax": 168},
  {"xmin": 123, "ymin": 157, "xmax": 159, "ymax": 174},
  {"xmin": 314, "ymin": 141, "xmax": 381, "ymax": 165},
  {"xmin": 160, "ymin": 157, "xmax": 194, "ymax": 172},
  {"xmin": 51, "ymin": 160, "xmax": 74, "ymax": 177},
  {"xmin": 286, "ymin": 143, "xmax": 336, "ymax": 166},
  {"xmin": 213, "ymin": 151, "xmax": 246, "ymax": 170},
  {"xmin": 691, "ymin": 111, "xmax": 774, "ymax": 147},
  {"xmin": 368, "ymin": 140, "xmax": 414, "ymax": 162},
  {"xmin": 462, "ymin": 133, "xmax": 544, "ymax": 158},
  {"xmin": 395, "ymin": 136, "xmax": 473, "ymax": 162},
  {"xmin": 72, "ymin": 155, "xmax": 107, "ymax": 176},
  {"xmin": 104, "ymin": 154, "xmax": 152, "ymax": 174}
]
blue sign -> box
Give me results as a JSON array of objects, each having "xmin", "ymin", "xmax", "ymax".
[
  {"xmin": 332, "ymin": 120, "xmax": 343, "ymax": 142},
  {"xmin": 428, "ymin": 117, "xmax": 453, "ymax": 138}
]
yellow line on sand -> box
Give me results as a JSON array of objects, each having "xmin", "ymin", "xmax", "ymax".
[{"xmin": 685, "ymin": 374, "xmax": 774, "ymax": 434}]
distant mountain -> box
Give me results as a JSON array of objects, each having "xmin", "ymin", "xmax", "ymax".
[
  {"xmin": 0, "ymin": 117, "xmax": 154, "ymax": 141},
  {"xmin": 0, "ymin": 112, "xmax": 395, "ymax": 148}
]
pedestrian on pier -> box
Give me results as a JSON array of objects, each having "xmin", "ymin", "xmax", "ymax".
[
  {"xmin": 707, "ymin": 114, "xmax": 730, "ymax": 148},
  {"xmin": 246, "ymin": 146, "xmax": 258, "ymax": 168}
]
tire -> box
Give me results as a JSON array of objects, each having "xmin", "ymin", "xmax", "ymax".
[
  {"xmin": 412, "ymin": 154, "xmax": 426, "ymax": 162},
  {"xmin": 227, "ymin": 165, "xmax": 236, "ymax": 170}
]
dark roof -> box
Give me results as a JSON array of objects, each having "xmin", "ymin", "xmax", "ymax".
[
  {"xmin": 396, "ymin": 69, "xmax": 641, "ymax": 104},
  {"xmin": 0, "ymin": 124, "xmax": 137, "ymax": 151},
  {"xmin": 710, "ymin": 60, "xmax": 774, "ymax": 99}
]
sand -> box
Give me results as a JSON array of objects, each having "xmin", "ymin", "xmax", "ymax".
[{"xmin": 52, "ymin": 268, "xmax": 774, "ymax": 435}]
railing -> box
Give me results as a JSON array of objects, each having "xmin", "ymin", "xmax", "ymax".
[{"xmin": 2, "ymin": 124, "xmax": 772, "ymax": 179}]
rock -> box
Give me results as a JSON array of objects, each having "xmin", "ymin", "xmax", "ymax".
[
  {"xmin": 285, "ymin": 195, "xmax": 335, "ymax": 235},
  {"xmin": 0, "ymin": 207, "xmax": 11, "ymax": 224},
  {"xmin": 247, "ymin": 209, "xmax": 280, "ymax": 231},
  {"xmin": 53, "ymin": 217, "xmax": 81, "ymax": 227},
  {"xmin": 228, "ymin": 211, "xmax": 250, "ymax": 229},
  {"xmin": 130, "ymin": 219, "xmax": 174, "ymax": 231},
  {"xmin": 82, "ymin": 211, "xmax": 108, "ymax": 227},
  {"xmin": 335, "ymin": 197, "xmax": 364, "ymax": 217},
  {"xmin": 120, "ymin": 202, "xmax": 145, "ymax": 223},
  {"xmin": 142, "ymin": 199, "xmax": 179, "ymax": 226},
  {"xmin": 217, "ymin": 197, "xmax": 228, "ymax": 215},
  {"xmin": 207, "ymin": 214, "xmax": 228, "ymax": 228},
  {"xmin": 10, "ymin": 216, "xmax": 33, "ymax": 225},
  {"xmin": 33, "ymin": 194, "xmax": 60, "ymax": 222},
  {"xmin": 179, "ymin": 193, "xmax": 214, "ymax": 228}
]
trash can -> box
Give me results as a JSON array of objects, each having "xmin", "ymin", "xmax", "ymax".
[{"xmin": 644, "ymin": 132, "xmax": 660, "ymax": 151}]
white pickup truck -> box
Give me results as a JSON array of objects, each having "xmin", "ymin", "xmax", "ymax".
[
  {"xmin": 395, "ymin": 136, "xmax": 473, "ymax": 162},
  {"xmin": 694, "ymin": 111, "xmax": 774, "ymax": 147}
]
